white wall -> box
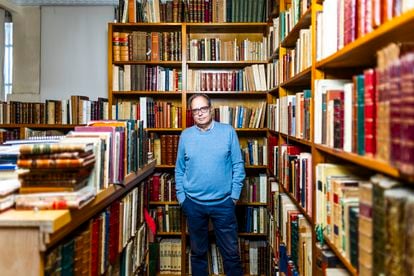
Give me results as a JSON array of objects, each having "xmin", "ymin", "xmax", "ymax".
[{"xmin": 40, "ymin": 5, "xmax": 113, "ymax": 101}]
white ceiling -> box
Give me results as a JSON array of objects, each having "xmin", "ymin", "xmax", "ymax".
[{"xmin": 10, "ymin": 0, "xmax": 117, "ymax": 5}]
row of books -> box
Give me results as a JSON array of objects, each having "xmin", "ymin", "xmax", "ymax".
[
  {"xmin": 149, "ymin": 134, "xmax": 179, "ymax": 166},
  {"xmin": 315, "ymin": 164, "xmax": 414, "ymax": 275},
  {"xmin": 151, "ymin": 205, "xmax": 182, "ymax": 233},
  {"xmin": 157, "ymin": 238, "xmax": 182, "ymax": 275},
  {"xmin": 44, "ymin": 183, "xmax": 148, "ymax": 275},
  {"xmin": 279, "ymin": 28, "xmax": 312, "ymax": 82},
  {"xmin": 149, "ymin": 172, "xmax": 177, "ymax": 202},
  {"xmin": 278, "ymin": 91, "xmax": 312, "ymax": 140},
  {"xmin": 151, "ymin": 237, "xmax": 270, "ymax": 275},
  {"xmin": 113, "ymin": 65, "xmax": 182, "ymax": 92},
  {"xmin": 316, "ymin": 0, "xmax": 414, "ymax": 61},
  {"xmin": 210, "ymin": 102, "xmax": 267, "ymax": 129},
  {"xmin": 275, "ymin": 192, "xmax": 313, "ymax": 276},
  {"xmin": 187, "ymin": 64, "xmax": 268, "ymax": 92},
  {"xmin": 112, "ymin": 31, "xmax": 182, "ymax": 62},
  {"xmin": 313, "ymin": 43, "xmax": 414, "ymax": 176},
  {"xmin": 113, "ymin": 99, "xmax": 182, "ymax": 129},
  {"xmin": 0, "ymin": 96, "xmax": 108, "ymax": 125},
  {"xmin": 236, "ymin": 206, "xmax": 268, "ymax": 234},
  {"xmin": 3, "ymin": 119, "xmax": 151, "ymax": 211},
  {"xmin": 240, "ymin": 138, "xmax": 268, "ymax": 167},
  {"xmin": 117, "ymin": 0, "xmax": 268, "ymax": 23},
  {"xmin": 277, "ymin": 145, "xmax": 313, "ymax": 217},
  {"xmin": 239, "ymin": 174, "xmax": 267, "ymax": 203},
  {"xmin": 238, "ymin": 239, "xmax": 270, "ymax": 276},
  {"xmin": 187, "ymin": 37, "xmax": 267, "ymax": 62}
]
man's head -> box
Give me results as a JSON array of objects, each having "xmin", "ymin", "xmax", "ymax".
[{"xmin": 188, "ymin": 93, "xmax": 213, "ymax": 130}]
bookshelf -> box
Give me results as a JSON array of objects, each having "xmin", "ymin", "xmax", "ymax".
[
  {"xmin": 108, "ymin": 11, "xmax": 273, "ymax": 272},
  {"xmin": 269, "ymin": 0, "xmax": 414, "ymax": 275},
  {"xmin": 109, "ymin": 0, "xmax": 414, "ymax": 274},
  {"xmin": 0, "ymin": 161, "xmax": 155, "ymax": 275}
]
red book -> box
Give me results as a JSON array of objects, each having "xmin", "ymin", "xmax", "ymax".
[
  {"xmin": 399, "ymin": 52, "xmax": 414, "ymax": 175},
  {"xmin": 364, "ymin": 68, "xmax": 377, "ymax": 156},
  {"xmin": 151, "ymin": 172, "xmax": 162, "ymax": 201},
  {"xmin": 108, "ymin": 201, "xmax": 120, "ymax": 265}
]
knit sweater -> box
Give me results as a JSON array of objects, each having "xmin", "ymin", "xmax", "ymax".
[{"xmin": 175, "ymin": 121, "xmax": 246, "ymax": 205}]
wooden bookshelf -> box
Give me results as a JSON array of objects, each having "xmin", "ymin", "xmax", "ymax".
[
  {"xmin": 109, "ymin": 15, "xmax": 272, "ymax": 274},
  {"xmin": 270, "ymin": 0, "xmax": 414, "ymax": 275},
  {"xmin": 0, "ymin": 160, "xmax": 155, "ymax": 275}
]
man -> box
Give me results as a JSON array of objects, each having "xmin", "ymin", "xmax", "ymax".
[{"xmin": 175, "ymin": 93, "xmax": 246, "ymax": 276}]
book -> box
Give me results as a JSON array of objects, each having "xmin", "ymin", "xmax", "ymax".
[
  {"xmin": 18, "ymin": 142, "xmax": 94, "ymax": 155},
  {"xmin": 14, "ymin": 186, "xmax": 96, "ymax": 210}
]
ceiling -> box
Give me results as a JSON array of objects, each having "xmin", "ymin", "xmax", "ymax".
[{"xmin": 10, "ymin": 0, "xmax": 117, "ymax": 5}]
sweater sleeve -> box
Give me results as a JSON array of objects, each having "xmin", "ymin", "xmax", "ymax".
[
  {"xmin": 174, "ymin": 135, "xmax": 186, "ymax": 204},
  {"xmin": 230, "ymin": 128, "xmax": 246, "ymax": 200}
]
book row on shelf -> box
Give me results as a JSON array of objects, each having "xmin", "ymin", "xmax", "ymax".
[
  {"xmin": 0, "ymin": 115, "xmax": 160, "ymax": 275},
  {"xmin": 0, "ymin": 96, "xmax": 109, "ymax": 125},
  {"xmin": 116, "ymin": 0, "xmax": 269, "ymax": 24}
]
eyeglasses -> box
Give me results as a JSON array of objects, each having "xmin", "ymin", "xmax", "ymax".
[{"xmin": 191, "ymin": 105, "xmax": 210, "ymax": 115}]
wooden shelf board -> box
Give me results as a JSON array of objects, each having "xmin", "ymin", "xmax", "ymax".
[
  {"xmin": 323, "ymin": 236, "xmax": 358, "ymax": 276},
  {"xmin": 279, "ymin": 185, "xmax": 313, "ymax": 226},
  {"xmin": 149, "ymin": 201, "xmax": 179, "ymax": 205},
  {"xmin": 314, "ymin": 144, "xmax": 401, "ymax": 178},
  {"xmin": 156, "ymin": 232, "xmax": 182, "ymax": 236},
  {"xmin": 185, "ymin": 22, "xmax": 269, "ymax": 33},
  {"xmin": 0, "ymin": 124, "xmax": 81, "ymax": 129},
  {"xmin": 186, "ymin": 60, "xmax": 267, "ymax": 68},
  {"xmin": 238, "ymin": 232, "xmax": 267, "ymax": 237},
  {"xmin": 245, "ymin": 165, "xmax": 268, "ymax": 169},
  {"xmin": 316, "ymin": 9, "xmax": 414, "ymax": 69},
  {"xmin": 0, "ymin": 209, "xmax": 70, "ymax": 233},
  {"xmin": 114, "ymin": 61, "xmax": 182, "ymax": 66},
  {"xmin": 155, "ymin": 164, "xmax": 175, "ymax": 169},
  {"xmin": 280, "ymin": 66, "xmax": 312, "ymax": 87},
  {"xmin": 112, "ymin": 91, "xmax": 182, "ymax": 96},
  {"xmin": 186, "ymin": 91, "xmax": 268, "ymax": 97},
  {"xmin": 237, "ymin": 202, "xmax": 268, "ymax": 206},
  {"xmin": 146, "ymin": 128, "xmax": 183, "ymax": 132},
  {"xmin": 281, "ymin": 133, "xmax": 312, "ymax": 147},
  {"xmin": 110, "ymin": 22, "xmax": 182, "ymax": 32}
]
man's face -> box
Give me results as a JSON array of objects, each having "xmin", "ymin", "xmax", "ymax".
[{"xmin": 191, "ymin": 96, "xmax": 212, "ymax": 129}]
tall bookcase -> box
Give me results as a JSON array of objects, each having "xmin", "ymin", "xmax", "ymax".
[
  {"xmin": 108, "ymin": 18, "xmax": 273, "ymax": 274},
  {"xmin": 109, "ymin": 0, "xmax": 414, "ymax": 274},
  {"xmin": 268, "ymin": 0, "xmax": 414, "ymax": 275}
]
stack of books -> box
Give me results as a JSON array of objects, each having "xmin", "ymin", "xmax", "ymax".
[{"xmin": 14, "ymin": 142, "xmax": 97, "ymax": 210}]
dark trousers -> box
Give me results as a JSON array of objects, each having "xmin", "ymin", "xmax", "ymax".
[{"xmin": 182, "ymin": 197, "xmax": 243, "ymax": 276}]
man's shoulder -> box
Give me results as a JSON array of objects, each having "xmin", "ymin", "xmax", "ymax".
[
  {"xmin": 181, "ymin": 126, "xmax": 196, "ymax": 136},
  {"xmin": 215, "ymin": 122, "xmax": 236, "ymax": 132}
]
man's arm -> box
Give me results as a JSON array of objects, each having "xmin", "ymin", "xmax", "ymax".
[
  {"xmin": 230, "ymin": 128, "xmax": 246, "ymax": 201},
  {"xmin": 174, "ymin": 137, "xmax": 186, "ymax": 204}
]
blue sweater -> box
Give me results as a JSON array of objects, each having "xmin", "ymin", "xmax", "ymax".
[{"xmin": 175, "ymin": 121, "xmax": 246, "ymax": 205}]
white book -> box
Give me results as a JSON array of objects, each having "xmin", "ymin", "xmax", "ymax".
[
  {"xmin": 258, "ymin": 64, "xmax": 267, "ymax": 91},
  {"xmin": 322, "ymin": 0, "xmax": 338, "ymax": 58},
  {"xmin": 259, "ymin": 173, "xmax": 267, "ymax": 203},
  {"xmin": 343, "ymin": 83, "xmax": 354, "ymax": 152},
  {"xmin": 124, "ymin": 64, "xmax": 131, "ymax": 91},
  {"xmin": 139, "ymin": 97, "xmax": 148, "ymax": 128},
  {"xmin": 314, "ymin": 79, "xmax": 348, "ymax": 144}
]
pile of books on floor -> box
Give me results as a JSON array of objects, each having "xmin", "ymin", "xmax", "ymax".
[{"xmin": 14, "ymin": 141, "xmax": 97, "ymax": 210}]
